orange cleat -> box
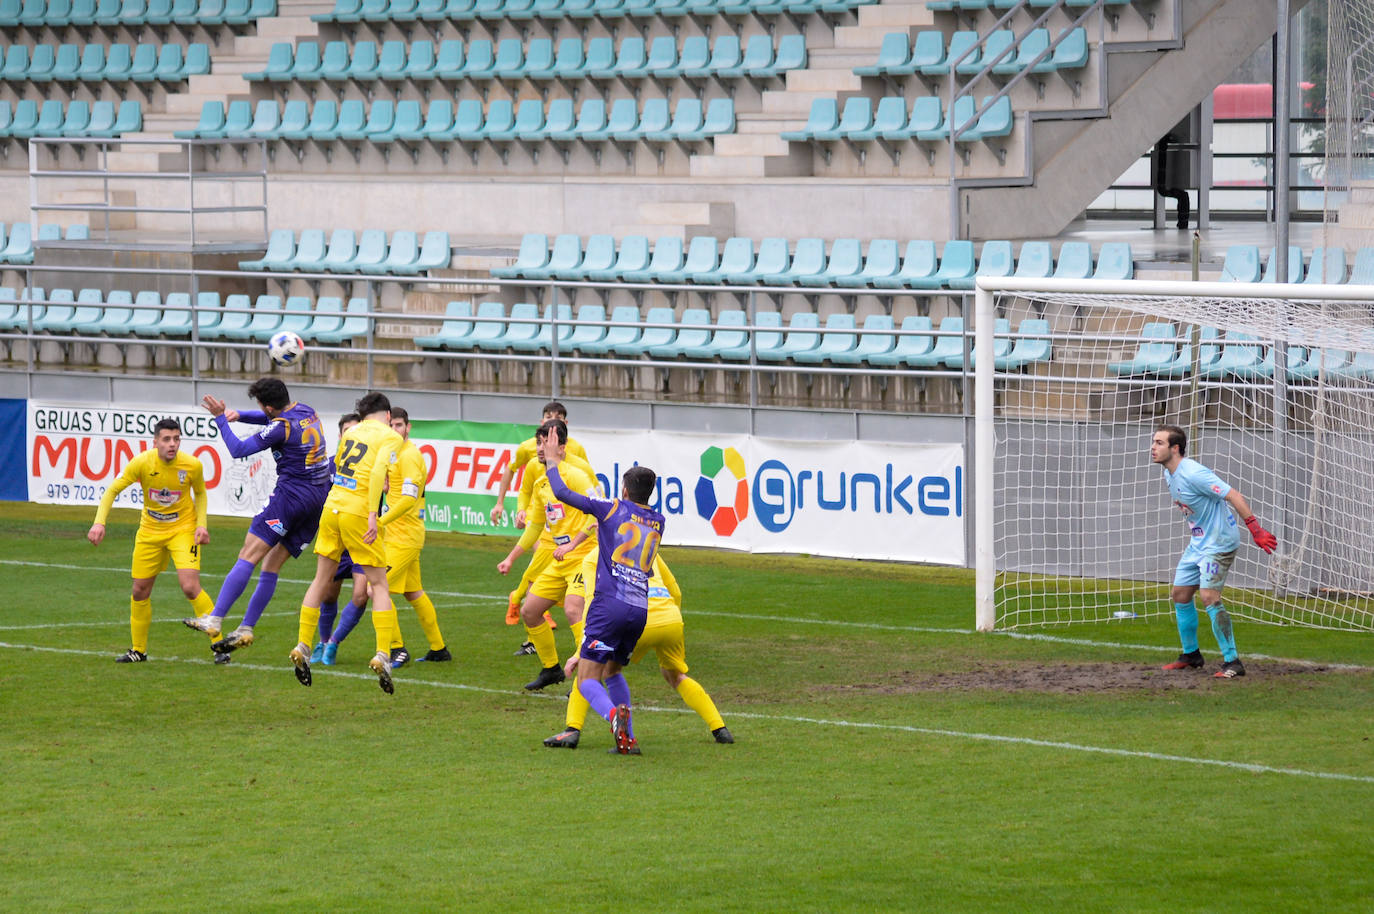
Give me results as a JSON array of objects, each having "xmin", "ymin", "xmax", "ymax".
[
  {"xmin": 544, "ymin": 611, "xmax": 557, "ymax": 630},
  {"xmin": 505, "ymin": 592, "xmax": 521, "ymax": 625}
]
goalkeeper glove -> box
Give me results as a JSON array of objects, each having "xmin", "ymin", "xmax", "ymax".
[{"xmin": 1244, "ymin": 516, "xmax": 1277, "ymax": 554}]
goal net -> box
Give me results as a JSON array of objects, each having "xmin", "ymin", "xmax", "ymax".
[
  {"xmin": 973, "ymin": 278, "xmax": 1374, "ymax": 633},
  {"xmin": 1324, "ymin": 0, "xmax": 1374, "ymax": 249}
]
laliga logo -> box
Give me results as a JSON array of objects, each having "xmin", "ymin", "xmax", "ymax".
[{"xmin": 693, "ymin": 446, "xmax": 749, "ymax": 536}]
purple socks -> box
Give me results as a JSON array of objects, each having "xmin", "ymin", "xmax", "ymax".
[
  {"xmin": 240, "ymin": 571, "xmax": 277, "ymax": 628},
  {"xmin": 212, "ymin": 559, "xmax": 255, "ymax": 619},
  {"xmin": 329, "ymin": 601, "xmax": 366, "ymax": 644},
  {"xmin": 318, "ymin": 601, "xmax": 337, "ymax": 643},
  {"xmin": 578, "ymin": 673, "xmax": 634, "ymax": 738}
]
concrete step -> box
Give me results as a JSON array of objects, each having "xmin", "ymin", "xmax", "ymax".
[
  {"xmin": 712, "ymin": 133, "xmax": 796, "ymax": 158},
  {"xmin": 854, "ymin": 1, "xmax": 935, "ymax": 29},
  {"xmin": 834, "ymin": 24, "xmax": 910, "ymax": 51},
  {"xmin": 232, "ymin": 36, "xmax": 283, "ymax": 57},
  {"xmin": 689, "ymin": 147, "xmax": 813, "ymax": 178},
  {"xmin": 185, "ymin": 73, "xmax": 255, "ymax": 98},
  {"xmin": 735, "ymin": 114, "xmax": 802, "ymax": 135},
  {"xmin": 783, "ymin": 66, "xmax": 864, "ymax": 93},
  {"xmin": 761, "ymin": 88, "xmax": 834, "ymax": 117},
  {"xmin": 637, "ymin": 200, "xmax": 734, "ymax": 232},
  {"xmin": 254, "ymin": 15, "xmax": 322, "ymax": 39},
  {"xmin": 803, "ymin": 48, "xmax": 887, "ymax": 70}
]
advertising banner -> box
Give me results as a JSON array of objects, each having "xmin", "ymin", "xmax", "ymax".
[
  {"xmin": 28, "ymin": 401, "xmax": 283, "ymax": 517},
  {"xmin": 573, "ymin": 430, "xmax": 966, "ymax": 566},
  {"xmin": 405, "ymin": 418, "xmax": 531, "ymax": 536}
]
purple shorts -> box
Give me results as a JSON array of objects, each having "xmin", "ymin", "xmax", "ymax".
[
  {"xmin": 248, "ymin": 483, "xmax": 330, "ymax": 558},
  {"xmin": 579, "ymin": 596, "xmax": 648, "ymax": 667},
  {"xmin": 333, "ymin": 550, "xmax": 356, "ymax": 582}
]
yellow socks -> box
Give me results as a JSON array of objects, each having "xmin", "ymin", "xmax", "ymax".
[
  {"xmin": 188, "ymin": 591, "xmax": 216, "ymax": 638},
  {"xmin": 297, "ymin": 605, "xmax": 321, "ymax": 647},
  {"xmin": 570, "ymin": 618, "xmax": 585, "ymax": 651},
  {"xmin": 130, "ymin": 597, "xmax": 152, "ymax": 653},
  {"xmin": 676, "ymin": 676, "xmax": 725, "ymax": 731},
  {"xmin": 408, "ymin": 592, "xmax": 444, "ymax": 650},
  {"xmin": 566, "ymin": 683, "xmax": 590, "ymax": 730},
  {"xmin": 372, "ymin": 608, "xmax": 399, "ymax": 655},
  {"xmin": 524, "ymin": 619, "xmax": 558, "ymax": 667}
]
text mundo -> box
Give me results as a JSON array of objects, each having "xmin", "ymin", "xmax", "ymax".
[{"xmin": 597, "ymin": 461, "xmax": 963, "ymax": 534}]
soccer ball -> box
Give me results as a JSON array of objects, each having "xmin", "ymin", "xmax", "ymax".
[{"xmin": 268, "ymin": 330, "xmax": 305, "ymax": 366}]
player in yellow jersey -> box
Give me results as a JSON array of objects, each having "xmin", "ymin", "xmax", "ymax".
[
  {"xmin": 497, "ymin": 418, "xmax": 600, "ymax": 691},
  {"xmin": 380, "ymin": 406, "xmax": 450, "ymax": 666},
  {"xmin": 489, "ymin": 401, "xmax": 589, "ymax": 627},
  {"xmin": 87, "ymin": 418, "xmax": 215, "ymax": 663},
  {"xmin": 288, "ymin": 391, "xmax": 406, "ymax": 694},
  {"xmin": 544, "ymin": 550, "xmax": 733, "ymax": 748}
]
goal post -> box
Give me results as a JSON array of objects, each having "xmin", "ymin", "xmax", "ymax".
[{"xmin": 974, "ymin": 276, "xmax": 1374, "ymax": 633}]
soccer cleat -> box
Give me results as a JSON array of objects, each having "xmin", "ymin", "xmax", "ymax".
[
  {"xmin": 389, "ymin": 647, "xmax": 410, "ymax": 669},
  {"xmin": 321, "ymin": 641, "xmax": 338, "ymax": 665},
  {"xmin": 417, "ymin": 647, "xmax": 452, "ymax": 662},
  {"xmin": 1162, "ymin": 650, "xmax": 1205, "ymax": 671},
  {"xmin": 608, "ymin": 738, "xmax": 641, "ymax": 756},
  {"xmin": 524, "ymin": 664, "xmax": 566, "ymax": 691},
  {"xmin": 1214, "ymin": 659, "xmax": 1247, "ymax": 679},
  {"xmin": 182, "ymin": 615, "xmax": 221, "ymax": 639},
  {"xmin": 513, "ymin": 641, "xmax": 537, "ymax": 656},
  {"xmin": 289, "ymin": 642, "xmax": 312, "ymax": 687},
  {"xmin": 609, "ymin": 703, "xmax": 632, "ymax": 754},
  {"xmin": 211, "ymin": 627, "xmax": 255, "ymax": 654},
  {"xmin": 213, "ymin": 652, "xmax": 232, "ymax": 665},
  {"xmin": 309, "ymin": 643, "xmax": 324, "ymax": 664},
  {"xmin": 115, "ymin": 649, "xmax": 147, "ymax": 663},
  {"xmin": 505, "ymin": 593, "xmax": 521, "ymax": 625},
  {"xmin": 370, "ymin": 651, "xmax": 395, "ymax": 695},
  {"xmin": 543, "ymin": 727, "xmax": 581, "ymax": 749},
  {"xmin": 544, "ymin": 611, "xmax": 557, "ymax": 630},
  {"xmin": 712, "ymin": 726, "xmax": 735, "ymax": 744}
]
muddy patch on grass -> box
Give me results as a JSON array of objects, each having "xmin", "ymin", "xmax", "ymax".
[{"xmin": 830, "ymin": 661, "xmax": 1349, "ymax": 695}]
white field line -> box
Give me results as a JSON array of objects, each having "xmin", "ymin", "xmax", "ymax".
[
  {"xmin": 4, "ymin": 559, "xmax": 1371, "ymax": 672},
  {"xmin": 1, "ymin": 639, "xmax": 1370, "ymax": 786}
]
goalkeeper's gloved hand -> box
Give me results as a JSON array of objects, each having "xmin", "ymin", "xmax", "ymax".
[{"xmin": 1244, "ymin": 515, "xmax": 1277, "ymax": 554}]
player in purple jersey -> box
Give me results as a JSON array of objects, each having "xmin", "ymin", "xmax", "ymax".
[
  {"xmin": 545, "ymin": 429, "xmax": 663, "ymax": 755},
  {"xmin": 184, "ymin": 379, "xmax": 332, "ymax": 658}
]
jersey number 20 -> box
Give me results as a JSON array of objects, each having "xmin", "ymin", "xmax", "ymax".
[{"xmin": 611, "ymin": 521, "xmax": 661, "ymax": 572}]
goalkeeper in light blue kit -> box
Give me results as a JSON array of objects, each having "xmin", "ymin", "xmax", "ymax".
[{"xmin": 1151, "ymin": 425, "xmax": 1277, "ymax": 679}]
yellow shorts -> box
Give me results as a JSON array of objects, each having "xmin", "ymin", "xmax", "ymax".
[
  {"xmin": 514, "ymin": 547, "xmax": 555, "ymax": 600},
  {"xmin": 131, "ymin": 526, "xmax": 201, "ymax": 579},
  {"xmin": 528, "ymin": 553, "xmax": 588, "ymax": 604},
  {"xmin": 630, "ymin": 619, "xmax": 689, "ymax": 674},
  {"xmin": 386, "ymin": 540, "xmax": 422, "ymax": 593},
  {"xmin": 315, "ymin": 509, "xmax": 387, "ymax": 569}
]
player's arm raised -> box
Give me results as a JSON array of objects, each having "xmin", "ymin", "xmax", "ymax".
[
  {"xmin": 211, "ymin": 412, "xmax": 286, "ymax": 459},
  {"xmin": 1225, "ymin": 490, "xmax": 1277, "ymax": 553}
]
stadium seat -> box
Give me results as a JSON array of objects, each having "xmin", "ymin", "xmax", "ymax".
[
  {"xmin": 832, "ymin": 314, "xmax": 895, "ymax": 365},
  {"xmin": 565, "ymin": 303, "xmax": 607, "ymax": 352},
  {"xmin": 578, "ymin": 304, "xmax": 639, "ymax": 356},
  {"xmin": 416, "ymin": 300, "xmax": 475, "ymax": 350},
  {"xmin": 948, "ymin": 318, "xmax": 1010, "ymax": 370},
  {"xmin": 1261, "ymin": 245, "xmax": 1304, "ymax": 283},
  {"xmin": 648, "ymin": 307, "xmax": 710, "ymax": 359},
  {"xmin": 492, "ymin": 233, "xmax": 549, "ymax": 279},
  {"xmin": 1014, "ymin": 241, "xmax": 1053, "ymax": 279},
  {"xmin": 999, "ymin": 318, "xmax": 1053, "ymax": 370},
  {"xmin": 586, "ymin": 235, "xmax": 649, "ymax": 282},
  {"xmin": 314, "ymin": 297, "xmax": 372, "ymax": 345},
  {"xmin": 906, "ymin": 316, "xmax": 964, "ymax": 368},
  {"xmin": 735, "ymin": 237, "xmax": 789, "ymax": 285},
  {"xmin": 835, "ymin": 239, "xmax": 900, "ymax": 288},
  {"xmin": 800, "ymin": 238, "xmax": 862, "ymax": 287},
  {"xmin": 1349, "ymin": 247, "xmax": 1374, "ymax": 285},
  {"xmin": 1051, "ymin": 242, "xmax": 1092, "ymax": 280},
  {"xmin": 622, "ymin": 236, "xmax": 683, "ymax": 284},
  {"xmin": 794, "ymin": 312, "xmax": 856, "ymax": 363},
  {"xmin": 1304, "ymin": 247, "xmax": 1347, "ymax": 284},
  {"xmin": 757, "ymin": 311, "xmax": 820, "ymax": 362},
  {"xmin": 695, "ymin": 236, "xmax": 754, "ymax": 285},
  {"xmin": 947, "ymin": 240, "xmax": 1012, "ymax": 290},
  {"xmin": 779, "ymin": 238, "xmax": 827, "ymax": 285},
  {"xmin": 870, "ymin": 240, "xmax": 937, "ymax": 289},
  {"xmin": 361, "ymin": 230, "xmax": 418, "ymax": 275},
  {"xmin": 628, "ymin": 306, "xmax": 677, "ymax": 357},
  {"xmin": 1220, "ymin": 245, "xmax": 1261, "ymax": 283},
  {"xmin": 656, "ymin": 236, "xmax": 717, "ymax": 284},
  {"xmin": 1092, "ymin": 242, "xmax": 1133, "ymax": 280},
  {"xmin": 126, "ymin": 291, "xmax": 164, "ymax": 336}
]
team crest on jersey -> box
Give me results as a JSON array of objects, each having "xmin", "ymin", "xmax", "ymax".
[
  {"xmin": 149, "ymin": 487, "xmax": 181, "ymax": 506},
  {"xmin": 1211, "ymin": 484, "xmax": 1222, "ymax": 494},
  {"xmin": 178, "ymin": 470, "xmax": 187, "ymax": 484}
]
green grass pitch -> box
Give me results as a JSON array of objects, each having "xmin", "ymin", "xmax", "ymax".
[{"xmin": 1, "ymin": 504, "xmax": 1371, "ymax": 912}]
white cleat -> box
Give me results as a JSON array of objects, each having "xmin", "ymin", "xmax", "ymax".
[
  {"xmin": 369, "ymin": 651, "xmax": 394, "ymax": 695},
  {"xmin": 182, "ymin": 615, "xmax": 221, "ymax": 639}
]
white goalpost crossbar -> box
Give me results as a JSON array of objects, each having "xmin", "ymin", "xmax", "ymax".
[{"xmin": 973, "ymin": 277, "xmax": 1374, "ymax": 632}]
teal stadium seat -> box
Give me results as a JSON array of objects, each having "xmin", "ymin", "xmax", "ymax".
[
  {"xmin": 836, "ymin": 239, "xmax": 900, "ymax": 287},
  {"xmin": 416, "ymin": 300, "xmax": 475, "ymax": 350},
  {"xmin": 621, "ymin": 236, "xmax": 682, "ymax": 284},
  {"xmin": 578, "ymin": 304, "xmax": 639, "ymax": 356},
  {"xmin": 794, "ymin": 312, "xmax": 856, "ymax": 363},
  {"xmin": 492, "ymin": 233, "xmax": 548, "ymax": 279}
]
